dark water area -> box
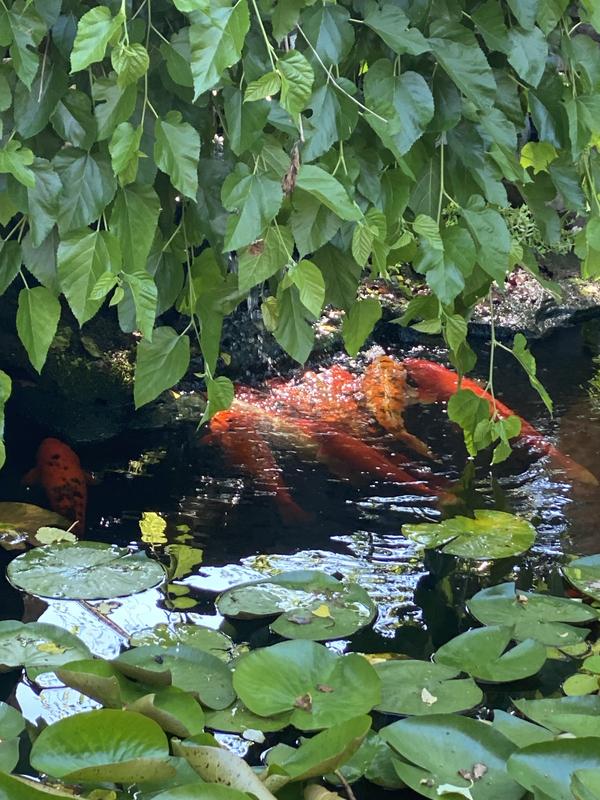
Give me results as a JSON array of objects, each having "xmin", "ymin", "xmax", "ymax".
[{"xmin": 0, "ymin": 321, "xmax": 599, "ymax": 795}]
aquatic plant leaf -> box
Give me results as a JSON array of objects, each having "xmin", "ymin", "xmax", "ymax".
[
  {"xmin": 216, "ymin": 570, "xmax": 376, "ymax": 640},
  {"xmin": 563, "ymin": 673, "xmax": 599, "ymax": 696},
  {"xmin": 512, "ymin": 696, "xmax": 600, "ymax": 737},
  {"xmin": 467, "ymin": 582, "xmax": 596, "ymax": 646},
  {"xmin": 56, "ymin": 658, "xmax": 147, "ymax": 707},
  {"xmin": 114, "ymin": 644, "xmax": 235, "ymax": 710},
  {"xmin": 325, "ymin": 729, "xmax": 405, "ymax": 789},
  {"xmin": 266, "ymin": 715, "xmax": 371, "ymax": 782},
  {"xmin": 572, "ymin": 769, "xmax": 600, "ymax": 800},
  {"xmin": 508, "ymin": 739, "xmax": 600, "ymax": 800},
  {"xmin": 129, "ymin": 623, "xmax": 234, "ymax": 660},
  {"xmin": 563, "ymin": 555, "xmax": 600, "ymax": 602},
  {"xmin": 0, "ymin": 621, "xmax": 91, "ymax": 672},
  {"xmin": 233, "ymin": 639, "xmax": 380, "ymax": 730},
  {"xmin": 6, "ymin": 541, "xmax": 166, "ymax": 599},
  {"xmin": 205, "ymin": 701, "xmax": 292, "ymax": 734},
  {"xmin": 0, "ymin": 701, "xmax": 25, "ymax": 772},
  {"xmin": 491, "ymin": 710, "xmax": 553, "ymax": 748},
  {"xmin": 0, "ymin": 773, "xmax": 78, "ymax": 799},
  {"xmin": 401, "ymin": 510, "xmax": 536, "ymax": 560},
  {"xmin": 173, "ymin": 740, "xmax": 277, "ymax": 800},
  {"xmin": 374, "ymin": 660, "xmax": 483, "ymax": 715},
  {"xmin": 381, "ymin": 715, "xmax": 523, "ymax": 800},
  {"xmin": 151, "ymin": 783, "xmax": 252, "ymax": 799},
  {"xmin": 434, "ymin": 625, "xmax": 547, "ymax": 682},
  {"xmin": 127, "ymin": 687, "xmax": 205, "ymax": 737},
  {"xmin": 30, "ymin": 708, "xmax": 175, "ymax": 783},
  {"xmin": 34, "ymin": 527, "xmax": 78, "ymax": 545},
  {"xmin": 0, "ymin": 502, "xmax": 70, "ymax": 550}
]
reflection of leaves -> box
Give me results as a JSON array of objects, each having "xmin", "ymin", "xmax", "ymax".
[
  {"xmin": 139, "ymin": 512, "xmax": 167, "ymax": 545},
  {"xmin": 166, "ymin": 544, "xmax": 203, "ymax": 580}
]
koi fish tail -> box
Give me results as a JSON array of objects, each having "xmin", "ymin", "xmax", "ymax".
[
  {"xmin": 520, "ymin": 435, "xmax": 599, "ymax": 486},
  {"xmin": 275, "ymin": 490, "xmax": 314, "ymax": 526}
]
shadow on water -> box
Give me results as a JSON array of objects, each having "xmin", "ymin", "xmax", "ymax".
[{"xmin": 0, "ymin": 320, "xmax": 600, "ymax": 796}]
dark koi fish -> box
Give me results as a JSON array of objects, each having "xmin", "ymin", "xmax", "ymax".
[
  {"xmin": 23, "ymin": 438, "xmax": 88, "ymax": 532},
  {"xmin": 403, "ymin": 358, "xmax": 598, "ymax": 486}
]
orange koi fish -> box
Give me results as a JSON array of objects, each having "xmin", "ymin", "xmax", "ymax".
[
  {"xmin": 23, "ymin": 438, "xmax": 89, "ymax": 532},
  {"xmin": 205, "ymin": 409, "xmax": 313, "ymax": 525},
  {"xmin": 403, "ymin": 359, "xmax": 598, "ymax": 486}
]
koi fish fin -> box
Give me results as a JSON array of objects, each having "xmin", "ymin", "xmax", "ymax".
[
  {"xmin": 84, "ymin": 470, "xmax": 100, "ymax": 485},
  {"xmin": 22, "ymin": 467, "xmax": 40, "ymax": 486},
  {"xmin": 277, "ymin": 494, "xmax": 314, "ymax": 526}
]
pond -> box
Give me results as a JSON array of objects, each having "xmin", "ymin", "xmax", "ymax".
[{"xmin": 0, "ymin": 322, "xmax": 599, "ymax": 799}]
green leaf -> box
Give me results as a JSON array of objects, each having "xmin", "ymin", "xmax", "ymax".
[
  {"xmin": 507, "ymin": 26, "xmax": 548, "ymax": 87},
  {"xmin": 245, "ymin": 71, "xmax": 281, "ymax": 102},
  {"xmin": 222, "ymin": 165, "xmax": 283, "ymax": 251},
  {"xmin": 57, "ymin": 230, "xmax": 122, "ymax": 325},
  {"xmin": 508, "ymin": 739, "xmax": 600, "ymax": 800},
  {"xmin": 507, "ymin": 0, "xmax": 538, "ymax": 30},
  {"xmin": 0, "ymin": 620, "xmax": 91, "ymax": 670},
  {"xmin": 461, "ymin": 200, "xmax": 511, "ymax": 284},
  {"xmin": 189, "ymin": 0, "xmax": 250, "ymax": 99},
  {"xmin": 0, "ymin": 2, "xmax": 46, "ymax": 88},
  {"xmin": 70, "ymin": 6, "xmax": 124, "ymax": 72},
  {"xmin": 302, "ymin": 4, "xmax": 354, "ymax": 67},
  {"xmin": 273, "ymin": 285, "xmax": 315, "ymax": 364},
  {"xmin": 0, "ymin": 371, "xmax": 11, "ymax": 470},
  {"xmin": 94, "ymin": 77, "xmax": 138, "ymax": 141},
  {"xmin": 16, "ymin": 286, "xmax": 61, "ymax": 373},
  {"xmin": 563, "ymin": 554, "xmax": 600, "ymax": 602},
  {"xmin": 53, "ymin": 148, "xmax": 116, "ymax": 234},
  {"xmin": 520, "ymin": 141, "xmax": 558, "ymax": 173},
  {"xmin": 290, "ymin": 190, "xmax": 342, "ymax": 257},
  {"xmin": 447, "ymin": 388, "xmax": 491, "ymax": 456},
  {"xmin": 201, "ymin": 375, "xmax": 235, "ymax": 424},
  {"xmin": 154, "ymin": 111, "xmax": 201, "ymax": 199},
  {"xmin": 277, "ymin": 50, "xmax": 314, "ymax": 116},
  {"xmin": 224, "ymin": 87, "xmax": 269, "ymax": 156},
  {"xmin": 109, "ymin": 183, "xmax": 161, "ymax": 274},
  {"xmin": 511, "ymin": 333, "xmax": 553, "ymax": 412},
  {"xmin": 363, "ymin": 1, "xmax": 430, "ymax": 55},
  {"xmin": 0, "ymin": 140, "xmax": 35, "ymax": 188},
  {"xmin": 14, "ymin": 62, "xmax": 68, "ymax": 139},
  {"xmin": 352, "ymin": 222, "xmax": 375, "ymax": 267},
  {"xmin": 238, "ymin": 225, "xmax": 292, "ymax": 293},
  {"xmin": 296, "ymin": 164, "xmax": 362, "ymax": 222},
  {"xmin": 342, "ymin": 297, "xmax": 382, "ymax": 356},
  {"xmin": 51, "ymin": 89, "xmax": 97, "ymax": 149},
  {"xmin": 111, "ymin": 42, "xmax": 149, "ymax": 87},
  {"xmin": 313, "ymin": 244, "xmax": 361, "ymax": 310},
  {"xmin": 121, "ymin": 271, "xmax": 158, "ymax": 340},
  {"xmin": 402, "ymin": 509, "xmax": 537, "ymax": 560},
  {"xmin": 513, "ymin": 695, "xmax": 600, "ymax": 737},
  {"xmin": 26, "ymin": 159, "xmax": 61, "ymax": 248},
  {"xmin": 430, "ymin": 37, "xmax": 497, "ymax": 109},
  {"xmin": 0, "ymin": 241, "xmax": 23, "ymax": 296},
  {"xmin": 289, "ymin": 259, "xmax": 325, "ymax": 317},
  {"xmin": 109, "ymin": 122, "xmax": 143, "ymax": 185},
  {"xmin": 134, "ymin": 326, "xmax": 190, "ymax": 408},
  {"xmin": 364, "ymin": 60, "xmax": 434, "ymax": 158}
]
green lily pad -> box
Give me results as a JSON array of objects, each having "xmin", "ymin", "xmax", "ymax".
[
  {"xmin": 127, "ymin": 687, "xmax": 206, "ymax": 737},
  {"xmin": 326, "ymin": 730, "xmax": 406, "ymax": 789},
  {"xmin": 114, "ymin": 644, "xmax": 236, "ymax": 710},
  {"xmin": 129, "ymin": 624, "xmax": 235, "ymax": 660},
  {"xmin": 402, "ymin": 510, "xmax": 536, "ymax": 560},
  {"xmin": 434, "ymin": 625, "xmax": 547, "ymax": 683},
  {"xmin": 205, "ymin": 701, "xmax": 292, "ymax": 734},
  {"xmin": 152, "ymin": 785, "xmax": 253, "ymax": 800},
  {"xmin": 0, "ymin": 702, "xmax": 25, "ymax": 773},
  {"xmin": 563, "ymin": 673, "xmax": 600, "ymax": 696},
  {"xmin": 57, "ymin": 659, "xmax": 149, "ymax": 707},
  {"xmin": 0, "ymin": 502, "xmax": 71, "ymax": 551},
  {"xmin": 572, "ymin": 769, "xmax": 600, "ymax": 800},
  {"xmin": 0, "ymin": 773, "xmax": 78, "ymax": 799},
  {"xmin": 29, "ymin": 708, "xmax": 175, "ymax": 783},
  {"xmin": 492, "ymin": 709, "xmax": 554, "ymax": 748},
  {"xmin": 216, "ymin": 570, "xmax": 376, "ymax": 641},
  {"xmin": 232, "ymin": 640, "xmax": 381, "ymax": 730},
  {"xmin": 564, "ymin": 555, "xmax": 600, "ymax": 602},
  {"xmin": 381, "ymin": 714, "xmax": 524, "ymax": 800},
  {"xmin": 512, "ymin": 696, "xmax": 600, "ymax": 737},
  {"xmin": 7, "ymin": 541, "xmax": 166, "ymax": 600},
  {"xmin": 0, "ymin": 620, "xmax": 91, "ymax": 672},
  {"xmin": 467, "ymin": 582, "xmax": 596, "ymax": 646},
  {"xmin": 374, "ymin": 659, "xmax": 483, "ymax": 715},
  {"xmin": 508, "ymin": 739, "xmax": 600, "ymax": 800},
  {"xmin": 266, "ymin": 715, "xmax": 371, "ymax": 783}
]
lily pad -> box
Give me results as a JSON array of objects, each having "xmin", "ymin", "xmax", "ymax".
[
  {"xmin": 232, "ymin": 639, "xmax": 381, "ymax": 730},
  {"xmin": 467, "ymin": 582, "xmax": 596, "ymax": 646},
  {"xmin": 216, "ymin": 570, "xmax": 376, "ymax": 641},
  {"xmin": 127, "ymin": 687, "xmax": 206, "ymax": 737},
  {"xmin": 512, "ymin": 696, "xmax": 600, "ymax": 737},
  {"xmin": 29, "ymin": 708, "xmax": 175, "ymax": 783},
  {"xmin": 0, "ymin": 502, "xmax": 70, "ymax": 550},
  {"xmin": 56, "ymin": 659, "xmax": 149, "ymax": 707},
  {"xmin": 508, "ymin": 739, "xmax": 600, "ymax": 800},
  {"xmin": 564, "ymin": 555, "xmax": 600, "ymax": 602},
  {"xmin": 491, "ymin": 710, "xmax": 554, "ymax": 748},
  {"xmin": 374, "ymin": 659, "xmax": 483, "ymax": 716},
  {"xmin": 0, "ymin": 620, "xmax": 91, "ymax": 672},
  {"xmin": 152, "ymin": 785, "xmax": 253, "ymax": 800},
  {"xmin": 0, "ymin": 774, "xmax": 78, "ymax": 799},
  {"xmin": 0, "ymin": 702, "xmax": 25, "ymax": 772},
  {"xmin": 129, "ymin": 624, "xmax": 235, "ymax": 660},
  {"xmin": 7, "ymin": 541, "xmax": 166, "ymax": 599},
  {"xmin": 572, "ymin": 769, "xmax": 600, "ymax": 800},
  {"xmin": 205, "ymin": 701, "xmax": 292, "ymax": 734},
  {"xmin": 401, "ymin": 510, "xmax": 536, "ymax": 560},
  {"xmin": 434, "ymin": 625, "xmax": 547, "ymax": 683},
  {"xmin": 381, "ymin": 714, "xmax": 524, "ymax": 800},
  {"xmin": 114, "ymin": 644, "xmax": 236, "ymax": 710},
  {"xmin": 326, "ymin": 730, "xmax": 406, "ymax": 789}
]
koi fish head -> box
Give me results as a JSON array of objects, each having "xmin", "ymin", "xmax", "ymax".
[
  {"xmin": 36, "ymin": 437, "xmax": 81, "ymax": 468},
  {"xmin": 402, "ymin": 358, "xmax": 458, "ymax": 403}
]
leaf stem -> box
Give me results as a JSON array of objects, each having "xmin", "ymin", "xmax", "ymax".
[
  {"xmin": 486, "ymin": 289, "xmax": 498, "ymax": 419},
  {"xmin": 436, "ymin": 136, "xmax": 445, "ymax": 226},
  {"xmin": 249, "ymin": 0, "xmax": 276, "ymax": 71}
]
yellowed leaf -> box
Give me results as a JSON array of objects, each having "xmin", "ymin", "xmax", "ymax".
[
  {"xmin": 312, "ymin": 604, "xmax": 333, "ymax": 619},
  {"xmin": 139, "ymin": 511, "xmax": 167, "ymax": 545}
]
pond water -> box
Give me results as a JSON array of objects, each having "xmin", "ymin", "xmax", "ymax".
[{"xmin": 0, "ymin": 321, "xmax": 599, "ymax": 797}]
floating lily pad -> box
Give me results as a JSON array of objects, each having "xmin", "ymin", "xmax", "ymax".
[
  {"xmin": 7, "ymin": 541, "xmax": 166, "ymax": 599},
  {"xmin": 232, "ymin": 639, "xmax": 381, "ymax": 730},
  {"xmin": 572, "ymin": 769, "xmax": 600, "ymax": 800},
  {"xmin": 402, "ymin": 510, "xmax": 536, "ymax": 560},
  {"xmin": 57, "ymin": 659, "xmax": 148, "ymax": 707},
  {"xmin": 152, "ymin": 784, "xmax": 252, "ymax": 800},
  {"xmin": 0, "ymin": 503, "xmax": 71, "ymax": 551},
  {"xmin": 127, "ymin": 687, "xmax": 206, "ymax": 737},
  {"xmin": 0, "ymin": 773, "xmax": 77, "ymax": 799},
  {"xmin": 564, "ymin": 555, "xmax": 600, "ymax": 602},
  {"xmin": 216, "ymin": 570, "xmax": 376, "ymax": 641},
  {"xmin": 434, "ymin": 625, "xmax": 547, "ymax": 683},
  {"xmin": 205, "ymin": 701, "xmax": 292, "ymax": 734},
  {"xmin": 0, "ymin": 621, "xmax": 91, "ymax": 672},
  {"xmin": 114, "ymin": 644, "xmax": 235, "ymax": 710},
  {"xmin": 30, "ymin": 708, "xmax": 175, "ymax": 783},
  {"xmin": 381, "ymin": 714, "xmax": 523, "ymax": 800},
  {"xmin": 129, "ymin": 624, "xmax": 235, "ymax": 660},
  {"xmin": 512, "ymin": 696, "xmax": 600, "ymax": 737},
  {"xmin": 0, "ymin": 702, "xmax": 25, "ymax": 773},
  {"xmin": 326, "ymin": 730, "xmax": 406, "ymax": 789},
  {"xmin": 467, "ymin": 582, "xmax": 596, "ymax": 646},
  {"xmin": 374, "ymin": 659, "xmax": 483, "ymax": 716},
  {"xmin": 508, "ymin": 739, "xmax": 600, "ymax": 800},
  {"xmin": 492, "ymin": 709, "xmax": 554, "ymax": 748}
]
